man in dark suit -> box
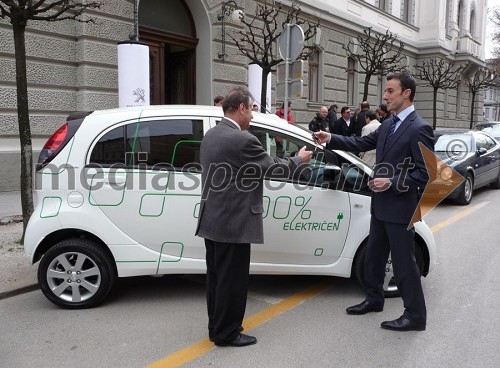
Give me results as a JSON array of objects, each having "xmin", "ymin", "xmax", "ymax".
[
  {"xmin": 196, "ymin": 87, "xmax": 312, "ymax": 346},
  {"xmin": 353, "ymin": 101, "xmax": 370, "ymax": 137},
  {"xmin": 314, "ymin": 72, "xmax": 434, "ymax": 332},
  {"xmin": 331, "ymin": 106, "xmax": 355, "ymax": 136}
]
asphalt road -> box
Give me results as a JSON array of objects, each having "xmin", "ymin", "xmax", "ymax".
[{"xmin": 1, "ymin": 188, "xmax": 499, "ymax": 368}]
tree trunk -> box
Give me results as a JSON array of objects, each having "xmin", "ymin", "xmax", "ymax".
[
  {"xmin": 362, "ymin": 74, "xmax": 371, "ymax": 102},
  {"xmin": 432, "ymin": 87, "xmax": 438, "ymax": 130},
  {"xmin": 469, "ymin": 91, "xmax": 476, "ymax": 129},
  {"xmin": 260, "ymin": 67, "xmax": 271, "ymax": 113},
  {"xmin": 13, "ymin": 23, "xmax": 34, "ymax": 243}
]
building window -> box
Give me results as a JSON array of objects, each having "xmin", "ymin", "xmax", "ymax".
[
  {"xmin": 308, "ymin": 49, "xmax": 320, "ymax": 102},
  {"xmin": 456, "ymin": 83, "xmax": 462, "ymax": 117},
  {"xmin": 378, "ymin": 0, "xmax": 387, "ymax": 12},
  {"xmin": 402, "ymin": 0, "xmax": 414, "ymax": 24},
  {"xmin": 470, "ymin": 9, "xmax": 477, "ymax": 38},
  {"xmin": 444, "ymin": 88, "xmax": 449, "ymax": 116},
  {"xmin": 445, "ymin": 0, "xmax": 451, "ymax": 36},
  {"xmin": 347, "ymin": 57, "xmax": 356, "ymax": 106},
  {"xmin": 457, "ymin": 0, "xmax": 463, "ymax": 34}
]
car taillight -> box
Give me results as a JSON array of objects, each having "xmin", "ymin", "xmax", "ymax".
[{"xmin": 36, "ymin": 112, "xmax": 89, "ymax": 171}]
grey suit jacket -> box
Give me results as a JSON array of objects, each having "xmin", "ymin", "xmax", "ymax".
[
  {"xmin": 195, "ymin": 119, "xmax": 303, "ymax": 244},
  {"xmin": 327, "ymin": 111, "xmax": 434, "ymax": 225}
]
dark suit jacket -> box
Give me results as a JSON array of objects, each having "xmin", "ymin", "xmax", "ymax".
[
  {"xmin": 195, "ymin": 119, "xmax": 302, "ymax": 244},
  {"xmin": 327, "ymin": 111, "xmax": 434, "ymax": 225},
  {"xmin": 331, "ymin": 117, "xmax": 355, "ymax": 136}
]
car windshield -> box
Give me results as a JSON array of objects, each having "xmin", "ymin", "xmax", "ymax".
[{"xmin": 434, "ymin": 133, "xmax": 473, "ymax": 152}]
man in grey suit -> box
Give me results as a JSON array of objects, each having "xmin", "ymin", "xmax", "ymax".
[
  {"xmin": 314, "ymin": 72, "xmax": 434, "ymax": 332},
  {"xmin": 196, "ymin": 87, "xmax": 312, "ymax": 347}
]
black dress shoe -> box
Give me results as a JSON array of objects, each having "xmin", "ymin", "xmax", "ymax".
[
  {"xmin": 381, "ymin": 316, "xmax": 426, "ymax": 331},
  {"xmin": 215, "ymin": 333, "xmax": 257, "ymax": 347},
  {"xmin": 209, "ymin": 326, "xmax": 244, "ymax": 342},
  {"xmin": 346, "ymin": 300, "xmax": 383, "ymax": 315}
]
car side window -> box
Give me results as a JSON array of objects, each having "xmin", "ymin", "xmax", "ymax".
[
  {"xmin": 247, "ymin": 125, "xmax": 339, "ymax": 186},
  {"xmin": 475, "ymin": 133, "xmax": 495, "ymax": 151},
  {"xmin": 89, "ymin": 119, "xmax": 203, "ymax": 170}
]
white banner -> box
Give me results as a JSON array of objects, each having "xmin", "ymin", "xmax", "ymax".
[
  {"xmin": 248, "ymin": 64, "xmax": 271, "ymax": 112},
  {"xmin": 118, "ymin": 42, "xmax": 150, "ymax": 108}
]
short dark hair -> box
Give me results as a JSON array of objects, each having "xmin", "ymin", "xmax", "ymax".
[
  {"xmin": 378, "ymin": 104, "xmax": 388, "ymax": 113},
  {"xmin": 360, "ymin": 101, "xmax": 370, "ymax": 110},
  {"xmin": 387, "ymin": 71, "xmax": 417, "ymax": 102},
  {"xmin": 365, "ymin": 110, "xmax": 377, "ymax": 121},
  {"xmin": 341, "ymin": 106, "xmax": 350, "ymax": 114},
  {"xmin": 213, "ymin": 95, "xmax": 224, "ymax": 105},
  {"xmin": 329, "ymin": 104, "xmax": 338, "ymax": 111},
  {"xmin": 280, "ymin": 101, "xmax": 292, "ymax": 108},
  {"xmin": 222, "ymin": 87, "xmax": 253, "ymax": 114}
]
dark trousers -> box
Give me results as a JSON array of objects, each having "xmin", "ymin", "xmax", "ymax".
[
  {"xmin": 205, "ymin": 239, "xmax": 251, "ymax": 343},
  {"xmin": 364, "ymin": 216, "xmax": 427, "ymax": 323}
]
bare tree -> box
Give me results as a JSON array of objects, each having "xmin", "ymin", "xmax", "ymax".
[
  {"xmin": 0, "ymin": 1, "xmax": 101, "ymax": 241},
  {"xmin": 491, "ymin": 7, "xmax": 500, "ymax": 57},
  {"xmin": 343, "ymin": 27, "xmax": 406, "ymax": 102},
  {"xmin": 463, "ymin": 65, "xmax": 496, "ymax": 129},
  {"xmin": 228, "ymin": 1, "xmax": 318, "ymax": 113},
  {"xmin": 413, "ymin": 58, "xmax": 462, "ymax": 130}
]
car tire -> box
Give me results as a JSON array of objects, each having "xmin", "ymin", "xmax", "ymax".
[
  {"xmin": 353, "ymin": 241, "xmax": 425, "ymax": 298},
  {"xmin": 38, "ymin": 238, "xmax": 115, "ymax": 309},
  {"xmin": 453, "ymin": 172, "xmax": 473, "ymax": 205}
]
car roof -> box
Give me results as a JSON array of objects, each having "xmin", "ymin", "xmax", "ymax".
[
  {"xmin": 434, "ymin": 129, "xmax": 471, "ymax": 137},
  {"xmin": 474, "ymin": 121, "xmax": 500, "ymax": 127},
  {"xmin": 87, "ymin": 104, "xmax": 312, "ymax": 139}
]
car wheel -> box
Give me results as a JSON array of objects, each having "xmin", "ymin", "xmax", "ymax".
[
  {"xmin": 353, "ymin": 241, "xmax": 425, "ymax": 298},
  {"xmin": 38, "ymin": 238, "xmax": 115, "ymax": 309},
  {"xmin": 453, "ymin": 172, "xmax": 473, "ymax": 205}
]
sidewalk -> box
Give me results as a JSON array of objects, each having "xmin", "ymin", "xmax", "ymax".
[
  {"xmin": 0, "ymin": 190, "xmax": 22, "ymax": 222},
  {"xmin": 0, "ymin": 191, "xmax": 39, "ymax": 300}
]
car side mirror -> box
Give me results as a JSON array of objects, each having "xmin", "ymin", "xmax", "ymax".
[
  {"xmin": 322, "ymin": 165, "xmax": 342, "ymax": 187},
  {"xmin": 476, "ymin": 147, "xmax": 487, "ymax": 156}
]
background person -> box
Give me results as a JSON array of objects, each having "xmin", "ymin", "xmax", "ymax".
[
  {"xmin": 327, "ymin": 104, "xmax": 338, "ymax": 127},
  {"xmin": 353, "ymin": 101, "xmax": 370, "ymax": 137},
  {"xmin": 308, "ymin": 106, "xmax": 329, "ymax": 132},
  {"xmin": 313, "ymin": 72, "xmax": 434, "ymax": 332},
  {"xmin": 196, "ymin": 87, "xmax": 312, "ymax": 347},
  {"xmin": 275, "ymin": 101, "xmax": 294, "ymax": 123},
  {"xmin": 331, "ymin": 106, "xmax": 355, "ymax": 136},
  {"xmin": 214, "ymin": 95, "xmax": 224, "ymax": 106},
  {"xmin": 359, "ymin": 110, "xmax": 381, "ymax": 166},
  {"xmin": 376, "ymin": 103, "xmax": 391, "ymax": 123}
]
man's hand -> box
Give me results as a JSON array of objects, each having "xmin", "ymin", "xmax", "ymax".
[
  {"xmin": 312, "ymin": 131, "xmax": 331, "ymax": 144},
  {"xmin": 368, "ymin": 178, "xmax": 392, "ymax": 192},
  {"xmin": 298, "ymin": 146, "xmax": 313, "ymax": 163}
]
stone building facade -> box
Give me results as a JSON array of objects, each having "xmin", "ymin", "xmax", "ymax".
[{"xmin": 0, "ymin": 0, "xmax": 487, "ymax": 191}]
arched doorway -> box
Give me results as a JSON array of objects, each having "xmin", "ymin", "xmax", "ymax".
[{"xmin": 139, "ymin": 0, "xmax": 198, "ymax": 104}]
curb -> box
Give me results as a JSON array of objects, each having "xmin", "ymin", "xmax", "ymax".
[
  {"xmin": 0, "ymin": 215, "xmax": 23, "ymax": 226},
  {"xmin": 0, "ymin": 280, "xmax": 39, "ymax": 300}
]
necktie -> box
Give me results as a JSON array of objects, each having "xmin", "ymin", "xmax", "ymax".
[{"xmin": 386, "ymin": 115, "xmax": 400, "ymax": 142}]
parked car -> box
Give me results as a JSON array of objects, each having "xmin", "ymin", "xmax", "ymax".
[
  {"xmin": 472, "ymin": 121, "xmax": 500, "ymax": 141},
  {"xmin": 434, "ymin": 129, "xmax": 500, "ymax": 205},
  {"xmin": 26, "ymin": 106, "xmax": 436, "ymax": 308}
]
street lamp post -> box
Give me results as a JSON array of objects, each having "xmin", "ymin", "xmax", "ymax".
[{"xmin": 217, "ymin": 1, "xmax": 243, "ymax": 60}]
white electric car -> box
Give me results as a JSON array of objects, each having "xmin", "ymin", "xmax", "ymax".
[{"xmin": 25, "ymin": 105, "xmax": 436, "ymax": 308}]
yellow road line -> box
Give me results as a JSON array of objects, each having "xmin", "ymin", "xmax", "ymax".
[
  {"xmin": 430, "ymin": 202, "xmax": 485, "ymax": 233},
  {"xmin": 147, "ymin": 281, "xmax": 332, "ymax": 368}
]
